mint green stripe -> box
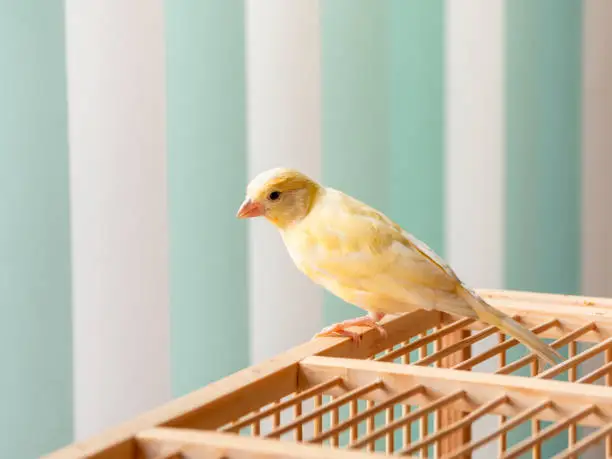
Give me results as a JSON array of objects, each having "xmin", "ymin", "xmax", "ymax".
[
  {"xmin": 321, "ymin": 0, "xmax": 390, "ymax": 325},
  {"xmin": 0, "ymin": 2, "xmax": 73, "ymax": 457},
  {"xmin": 389, "ymin": 0, "xmax": 445, "ymax": 254},
  {"xmin": 165, "ymin": 0, "xmax": 249, "ymax": 396},
  {"xmin": 505, "ymin": 1, "xmax": 582, "ymax": 455},
  {"xmin": 506, "ymin": 0, "xmax": 583, "ymax": 295}
]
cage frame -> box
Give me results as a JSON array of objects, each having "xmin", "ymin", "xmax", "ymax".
[{"xmin": 44, "ymin": 289, "xmax": 612, "ymax": 459}]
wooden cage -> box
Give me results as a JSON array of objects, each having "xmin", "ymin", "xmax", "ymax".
[{"xmin": 45, "ymin": 289, "xmax": 612, "ymax": 459}]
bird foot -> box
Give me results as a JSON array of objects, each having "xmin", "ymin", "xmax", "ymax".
[
  {"xmin": 313, "ymin": 325, "xmax": 363, "ymax": 344},
  {"xmin": 312, "ymin": 315, "xmax": 388, "ymax": 344}
]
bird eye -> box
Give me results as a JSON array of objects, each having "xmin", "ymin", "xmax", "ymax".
[{"xmin": 268, "ymin": 191, "xmax": 281, "ymax": 201}]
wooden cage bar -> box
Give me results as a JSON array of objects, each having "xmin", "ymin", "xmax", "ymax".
[{"xmin": 44, "ymin": 289, "xmax": 612, "ymax": 459}]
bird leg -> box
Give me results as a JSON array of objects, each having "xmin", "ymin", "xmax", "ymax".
[{"xmin": 313, "ymin": 312, "xmax": 387, "ymax": 343}]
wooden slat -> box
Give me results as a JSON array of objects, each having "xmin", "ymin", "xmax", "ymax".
[
  {"xmin": 434, "ymin": 328, "xmax": 442, "ymax": 457},
  {"xmin": 330, "ymin": 397, "xmax": 339, "ymax": 447},
  {"xmin": 150, "ymin": 451, "xmax": 182, "ymax": 459},
  {"xmin": 498, "ymin": 333, "xmax": 507, "ymax": 456},
  {"xmin": 577, "ymin": 360, "xmax": 612, "ymax": 384},
  {"xmin": 294, "ymin": 402, "xmax": 302, "ymax": 441},
  {"xmin": 455, "ymin": 290, "xmax": 612, "ymax": 341},
  {"xmin": 386, "ymin": 405, "xmax": 394, "ymax": 453},
  {"xmin": 317, "ymin": 310, "xmax": 442, "ymax": 360},
  {"xmin": 272, "ymin": 401, "xmax": 281, "ymax": 429},
  {"xmin": 266, "ymin": 381, "xmax": 384, "ymax": 439},
  {"xmin": 378, "ymin": 318, "xmax": 474, "ymax": 363},
  {"xmin": 44, "ymin": 289, "xmax": 612, "ymax": 459},
  {"xmin": 437, "ymin": 329, "xmax": 471, "ymax": 456},
  {"xmin": 136, "ymin": 428, "xmax": 383, "ymax": 459},
  {"xmin": 496, "ymin": 322, "xmax": 596, "ymax": 376},
  {"xmin": 401, "ymin": 346, "xmax": 412, "ymax": 449},
  {"xmin": 349, "ymin": 399, "xmax": 358, "ymax": 443},
  {"xmin": 419, "ymin": 333, "xmax": 428, "ymax": 458},
  {"xmin": 299, "ymin": 356, "xmax": 612, "ymax": 425},
  {"xmin": 313, "ymin": 394, "xmax": 322, "ymax": 436},
  {"xmin": 568, "ymin": 341, "xmax": 577, "ymax": 381},
  {"xmin": 477, "ymin": 288, "xmax": 612, "ymax": 311},
  {"xmin": 221, "ymin": 377, "xmax": 343, "ymax": 433},
  {"xmin": 607, "ymin": 347, "xmax": 612, "ymax": 457},
  {"xmin": 501, "ymin": 406, "xmax": 597, "ymax": 459},
  {"xmin": 398, "ymin": 395, "xmax": 507, "ymax": 457},
  {"xmin": 538, "ymin": 337, "xmax": 612, "ymax": 380},
  {"xmin": 307, "ymin": 385, "xmax": 424, "ymax": 444},
  {"xmin": 531, "ymin": 359, "xmax": 542, "ymax": 459},
  {"xmin": 454, "ymin": 320, "xmax": 558, "ymax": 371},
  {"xmin": 568, "ymin": 341, "xmax": 577, "ymax": 451},
  {"xmin": 415, "ymin": 325, "xmax": 499, "ymax": 367},
  {"xmin": 444, "ymin": 400, "xmax": 553, "ymax": 459},
  {"xmin": 251, "ymin": 409, "xmax": 260, "ymax": 436},
  {"xmin": 553, "ymin": 420, "xmax": 612, "ymax": 459},
  {"xmin": 43, "ymin": 309, "xmax": 439, "ymax": 459},
  {"xmin": 349, "ymin": 391, "xmax": 466, "ymax": 450},
  {"xmin": 365, "ymin": 400, "xmax": 375, "ymax": 453}
]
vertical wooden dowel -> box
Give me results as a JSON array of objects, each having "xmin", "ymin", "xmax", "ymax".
[
  {"xmin": 252, "ymin": 408, "xmax": 260, "ymax": 436},
  {"xmin": 499, "ymin": 333, "xmax": 507, "ymax": 455},
  {"xmin": 367, "ymin": 400, "xmax": 375, "ymax": 452},
  {"xmin": 420, "ymin": 414, "xmax": 428, "ymax": 458},
  {"xmin": 386, "ymin": 406, "xmax": 395, "ymax": 454},
  {"xmin": 531, "ymin": 359, "xmax": 541, "ymax": 459},
  {"xmin": 419, "ymin": 333, "xmax": 428, "ymax": 458},
  {"xmin": 435, "ymin": 327, "xmax": 442, "ymax": 458},
  {"xmin": 331, "ymin": 396, "xmax": 339, "ymax": 447},
  {"xmin": 314, "ymin": 394, "xmax": 322, "ymax": 436},
  {"xmin": 294, "ymin": 401, "xmax": 302, "ymax": 442},
  {"xmin": 419, "ymin": 332, "xmax": 427, "ymax": 359},
  {"xmin": 568, "ymin": 341, "xmax": 577, "ymax": 448},
  {"xmin": 606, "ymin": 348, "xmax": 612, "ymax": 456},
  {"xmin": 349, "ymin": 399, "xmax": 358, "ymax": 443},
  {"xmin": 273, "ymin": 402, "xmax": 281, "ymax": 430},
  {"xmin": 438, "ymin": 325, "xmax": 471, "ymax": 457},
  {"xmin": 402, "ymin": 343, "xmax": 411, "ymax": 448},
  {"xmin": 568, "ymin": 341, "xmax": 577, "ymax": 381},
  {"xmin": 381, "ymin": 345, "xmax": 394, "ymax": 453},
  {"xmin": 532, "ymin": 418, "xmax": 541, "ymax": 459}
]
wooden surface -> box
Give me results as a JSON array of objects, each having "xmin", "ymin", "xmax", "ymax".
[
  {"xmin": 42, "ymin": 289, "xmax": 612, "ymax": 459},
  {"xmin": 137, "ymin": 428, "xmax": 382, "ymax": 459},
  {"xmin": 299, "ymin": 356, "xmax": 612, "ymax": 425},
  {"xmin": 437, "ymin": 329, "xmax": 472, "ymax": 455},
  {"xmin": 42, "ymin": 309, "xmax": 438, "ymax": 459}
]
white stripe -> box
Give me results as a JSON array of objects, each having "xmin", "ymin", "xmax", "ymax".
[
  {"xmin": 445, "ymin": 0, "xmax": 504, "ymax": 289},
  {"xmin": 65, "ymin": 0, "xmax": 171, "ymax": 439},
  {"xmin": 445, "ymin": 3, "xmax": 504, "ymax": 457},
  {"xmin": 245, "ymin": 0, "xmax": 323, "ymax": 363}
]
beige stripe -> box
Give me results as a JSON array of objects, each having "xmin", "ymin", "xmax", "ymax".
[
  {"xmin": 582, "ymin": 0, "xmax": 612, "ymax": 298},
  {"xmin": 581, "ymin": 3, "xmax": 612, "ymax": 458}
]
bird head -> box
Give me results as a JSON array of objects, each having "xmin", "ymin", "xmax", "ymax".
[{"xmin": 236, "ymin": 167, "xmax": 321, "ymax": 228}]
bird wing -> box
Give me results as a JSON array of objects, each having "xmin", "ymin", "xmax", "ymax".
[{"xmin": 287, "ymin": 189, "xmax": 463, "ymax": 310}]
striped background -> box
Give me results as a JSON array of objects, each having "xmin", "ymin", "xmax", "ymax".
[{"xmin": 2, "ymin": 1, "xmax": 611, "ymax": 457}]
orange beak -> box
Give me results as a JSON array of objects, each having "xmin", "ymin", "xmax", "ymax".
[{"xmin": 236, "ymin": 198, "xmax": 264, "ymax": 218}]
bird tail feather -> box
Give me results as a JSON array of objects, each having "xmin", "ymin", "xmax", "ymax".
[{"xmin": 456, "ymin": 285, "xmax": 563, "ymax": 365}]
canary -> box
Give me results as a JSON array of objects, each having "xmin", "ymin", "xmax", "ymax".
[{"xmin": 236, "ymin": 167, "xmax": 562, "ymax": 365}]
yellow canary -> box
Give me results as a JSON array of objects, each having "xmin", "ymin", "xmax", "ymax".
[{"xmin": 237, "ymin": 167, "xmax": 562, "ymax": 365}]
